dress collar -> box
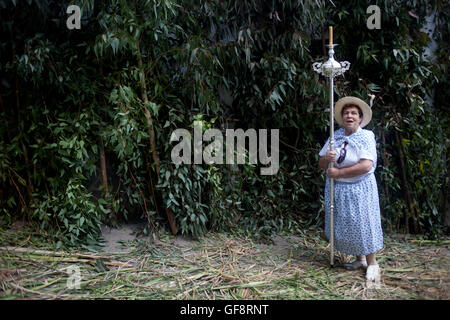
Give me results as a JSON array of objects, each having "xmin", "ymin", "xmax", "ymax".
[{"xmin": 344, "ymin": 126, "xmax": 361, "ymax": 136}]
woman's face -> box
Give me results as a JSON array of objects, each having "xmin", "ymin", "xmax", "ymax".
[{"xmin": 342, "ymin": 106, "xmax": 362, "ymax": 131}]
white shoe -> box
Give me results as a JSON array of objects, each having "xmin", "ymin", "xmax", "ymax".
[{"xmin": 365, "ymin": 264, "xmax": 380, "ymax": 282}]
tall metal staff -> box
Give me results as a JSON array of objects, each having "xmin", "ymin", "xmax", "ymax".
[{"xmin": 313, "ymin": 27, "xmax": 350, "ymax": 267}]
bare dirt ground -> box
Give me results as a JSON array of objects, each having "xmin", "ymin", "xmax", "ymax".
[{"xmin": 0, "ymin": 222, "xmax": 448, "ymax": 300}]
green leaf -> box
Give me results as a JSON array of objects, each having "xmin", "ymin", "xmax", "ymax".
[{"xmin": 111, "ymin": 38, "xmax": 119, "ymax": 55}]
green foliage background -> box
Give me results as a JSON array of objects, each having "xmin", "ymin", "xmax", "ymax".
[{"xmin": 0, "ymin": 0, "xmax": 448, "ymax": 246}]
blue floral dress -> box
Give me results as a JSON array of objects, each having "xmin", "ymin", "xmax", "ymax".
[{"xmin": 319, "ymin": 127, "xmax": 383, "ymax": 256}]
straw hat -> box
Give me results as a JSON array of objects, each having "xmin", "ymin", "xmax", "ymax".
[{"xmin": 334, "ymin": 96, "xmax": 372, "ymax": 128}]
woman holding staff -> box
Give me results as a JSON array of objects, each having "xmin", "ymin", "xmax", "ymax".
[{"xmin": 318, "ymin": 96, "xmax": 383, "ymax": 281}]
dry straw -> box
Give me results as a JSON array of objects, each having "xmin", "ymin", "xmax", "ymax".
[{"xmin": 0, "ymin": 226, "xmax": 448, "ymax": 300}]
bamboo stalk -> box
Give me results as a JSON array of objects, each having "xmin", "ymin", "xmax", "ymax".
[
  {"xmin": 33, "ymin": 277, "xmax": 64, "ymax": 291},
  {"xmin": 101, "ymin": 284, "xmax": 125, "ymax": 296},
  {"xmin": 384, "ymin": 275, "xmax": 448, "ymax": 281},
  {"xmin": 394, "ymin": 130, "xmax": 412, "ymax": 233},
  {"xmin": 0, "ymin": 247, "xmax": 134, "ymax": 268},
  {"xmin": 135, "ymin": 37, "xmax": 178, "ymax": 235},
  {"xmin": 408, "ymin": 240, "xmax": 450, "ymax": 245},
  {"xmin": 9, "ymin": 283, "xmax": 59, "ymax": 299},
  {"xmin": 212, "ymin": 281, "xmax": 270, "ymax": 290},
  {"xmin": 0, "ymin": 247, "xmax": 114, "ymax": 259},
  {"xmin": 0, "ymin": 268, "xmax": 27, "ymax": 274},
  {"xmin": 380, "ymin": 129, "xmax": 391, "ymax": 230}
]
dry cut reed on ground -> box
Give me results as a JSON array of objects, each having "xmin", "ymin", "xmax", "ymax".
[{"xmin": 0, "ymin": 225, "xmax": 448, "ymax": 300}]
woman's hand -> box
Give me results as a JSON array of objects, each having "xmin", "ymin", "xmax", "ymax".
[
  {"xmin": 324, "ymin": 151, "xmax": 337, "ymax": 163},
  {"xmin": 319, "ymin": 151, "xmax": 337, "ymax": 170},
  {"xmin": 327, "ymin": 167, "xmax": 340, "ymax": 179}
]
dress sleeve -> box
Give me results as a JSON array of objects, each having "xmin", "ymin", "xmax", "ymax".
[
  {"xmin": 319, "ymin": 138, "xmax": 330, "ymax": 157},
  {"xmin": 358, "ymin": 131, "xmax": 377, "ymax": 165},
  {"xmin": 359, "ymin": 149, "xmax": 374, "ymax": 161}
]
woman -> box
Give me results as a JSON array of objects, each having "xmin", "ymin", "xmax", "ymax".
[{"xmin": 318, "ymin": 96, "xmax": 383, "ymax": 282}]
